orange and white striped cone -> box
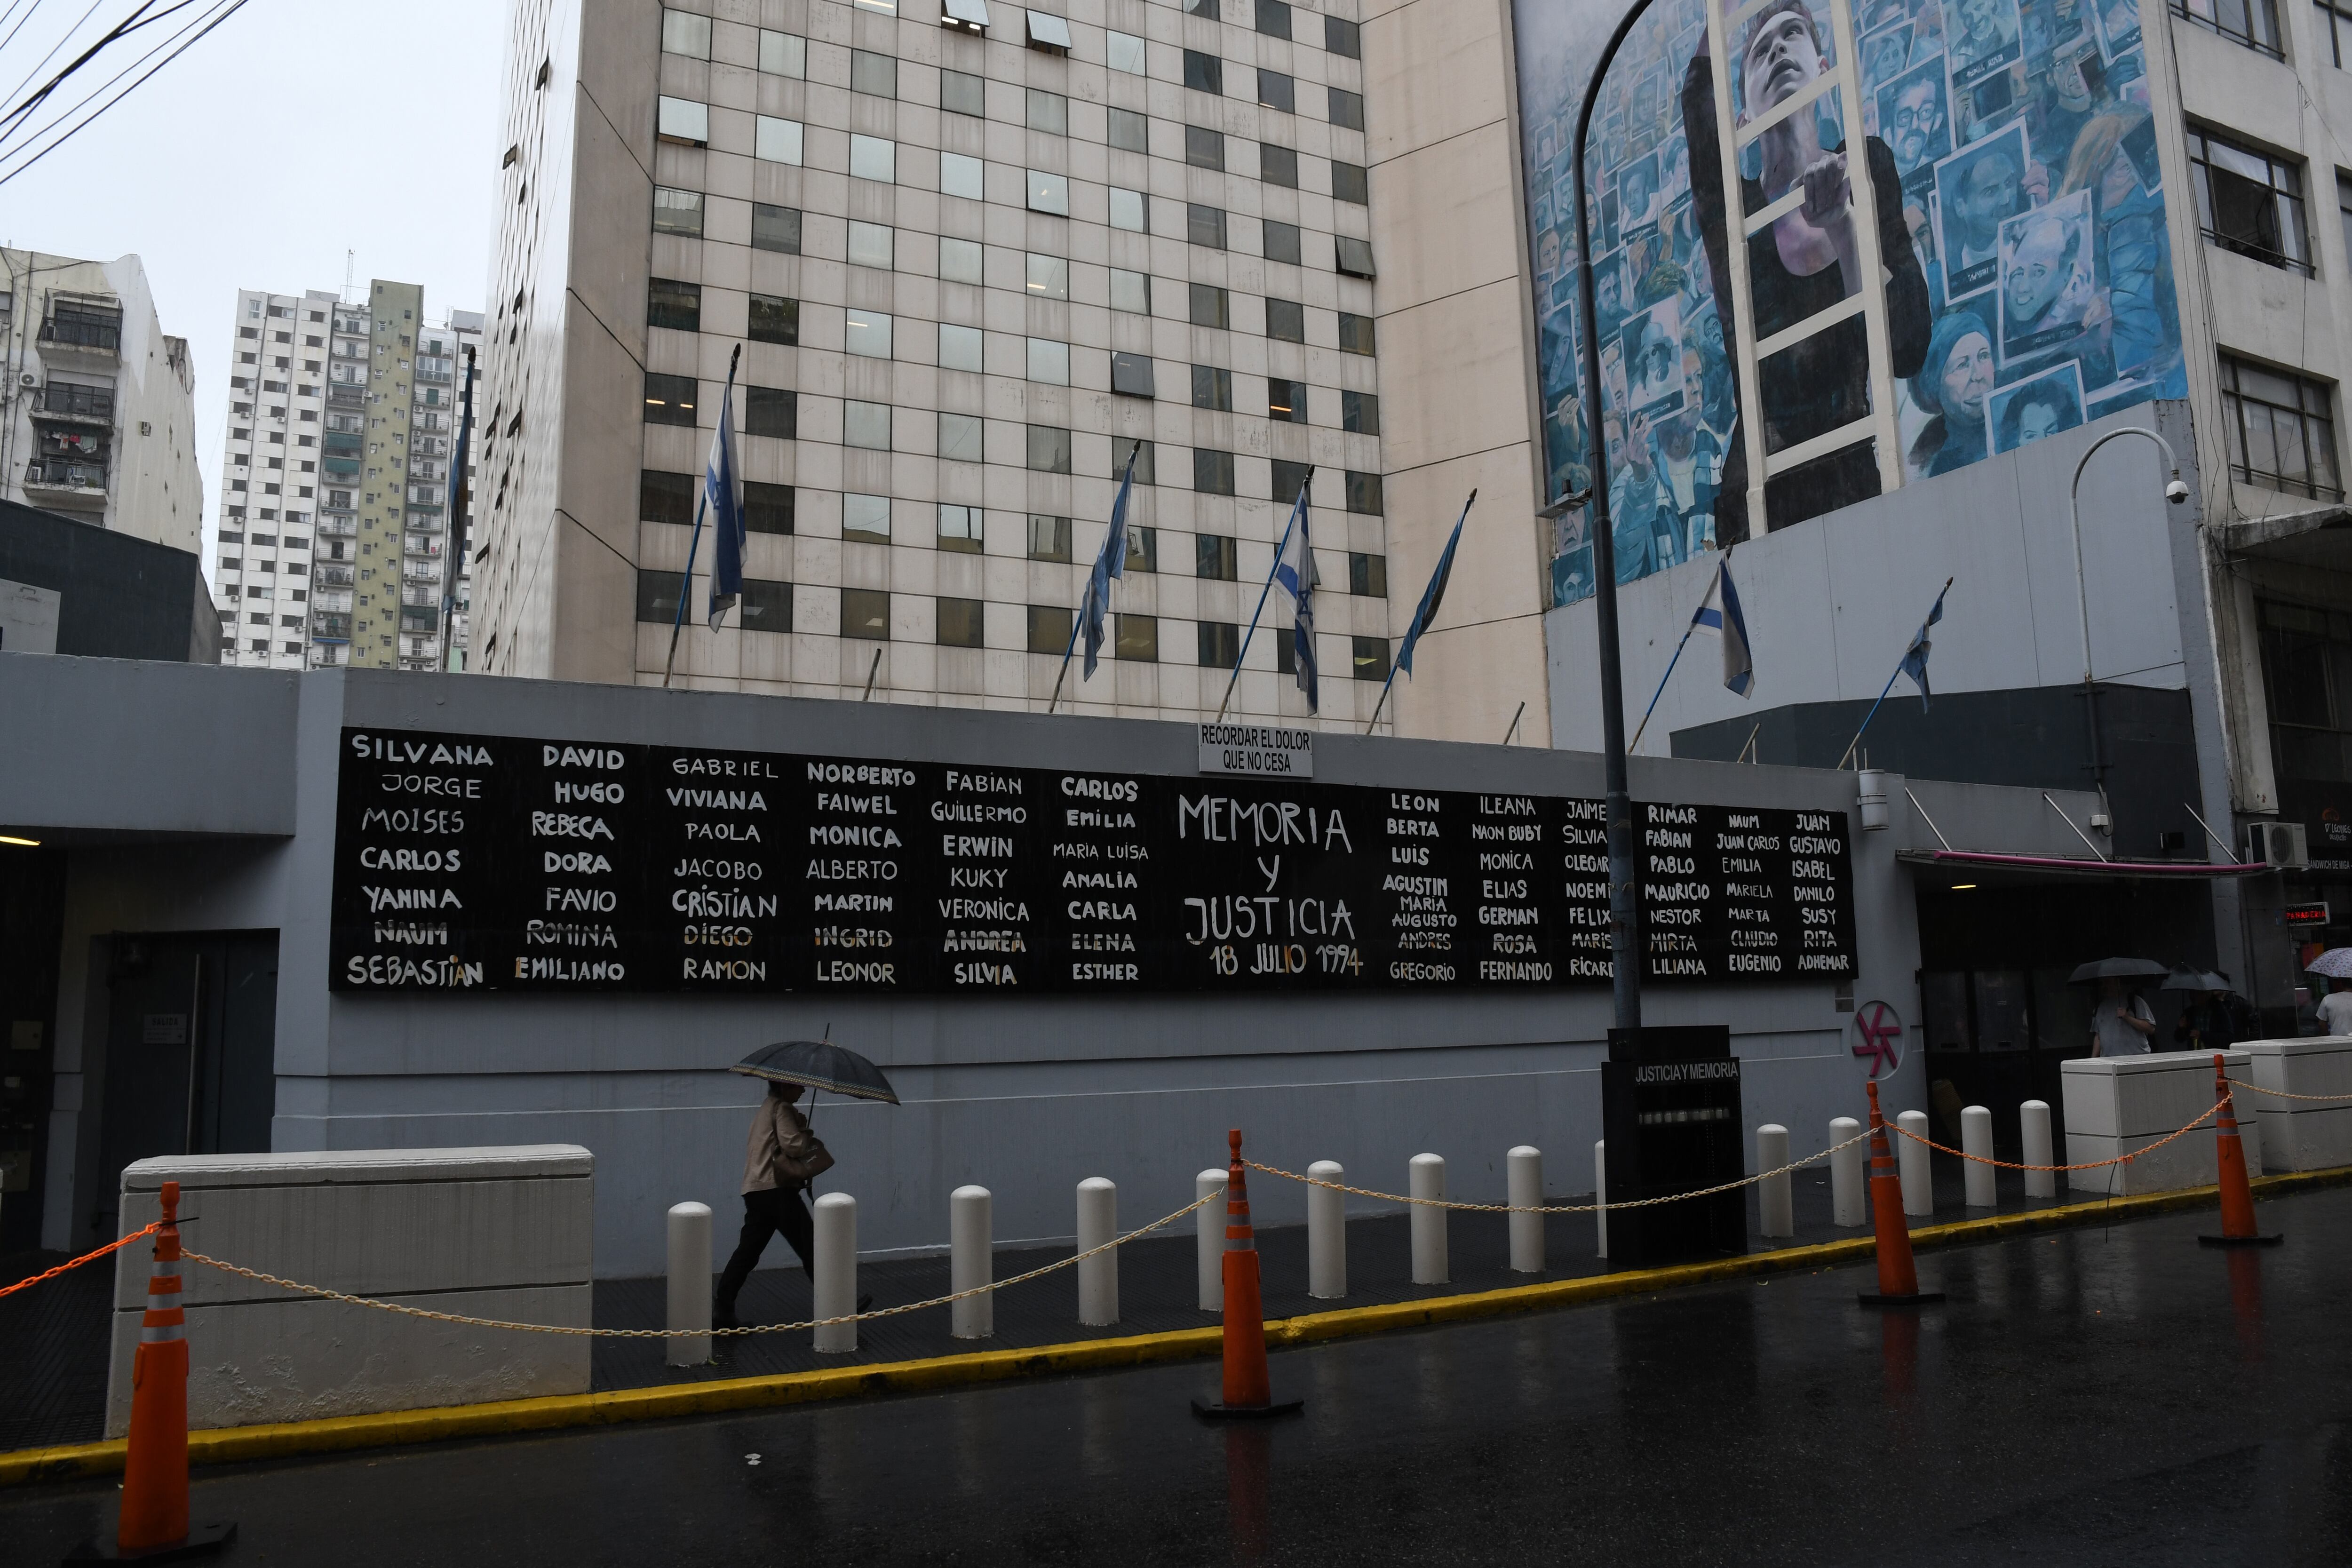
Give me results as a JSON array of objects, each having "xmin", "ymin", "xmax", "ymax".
[
  {"xmin": 74, "ymin": 1180, "xmax": 235, "ymax": 1563},
  {"xmin": 1858, "ymin": 1081, "xmax": 1943, "ymax": 1306},
  {"xmin": 2200, "ymin": 1053, "xmax": 2282, "ymax": 1249},
  {"xmin": 1192, "ymin": 1130, "xmax": 1303, "ymax": 1420}
]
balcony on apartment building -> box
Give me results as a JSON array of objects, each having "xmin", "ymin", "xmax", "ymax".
[
  {"xmin": 38, "ymin": 301, "xmax": 122, "ymax": 360},
  {"xmin": 39, "ymin": 380, "xmax": 114, "ymax": 423},
  {"xmin": 22, "ymin": 457, "xmax": 107, "ymax": 501},
  {"xmin": 311, "ymin": 611, "xmax": 351, "ymax": 641}
]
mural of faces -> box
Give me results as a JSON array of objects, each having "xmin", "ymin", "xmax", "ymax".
[{"xmin": 1512, "ymin": 0, "xmax": 2187, "ymax": 606}]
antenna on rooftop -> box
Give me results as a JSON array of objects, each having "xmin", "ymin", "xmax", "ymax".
[{"xmin": 342, "ymin": 249, "xmax": 355, "ymax": 304}]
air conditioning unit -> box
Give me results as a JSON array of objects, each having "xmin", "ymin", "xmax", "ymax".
[{"xmin": 2247, "ymin": 820, "xmax": 2309, "ymax": 870}]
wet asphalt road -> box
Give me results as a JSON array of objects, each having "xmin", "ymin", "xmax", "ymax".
[{"xmin": 11, "ymin": 1186, "xmax": 2352, "ymax": 1568}]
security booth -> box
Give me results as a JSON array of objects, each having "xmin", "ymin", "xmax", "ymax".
[{"xmin": 1601, "ymin": 1025, "xmax": 1747, "ymax": 1268}]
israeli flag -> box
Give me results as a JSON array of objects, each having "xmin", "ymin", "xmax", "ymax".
[
  {"xmin": 704, "ymin": 366, "xmax": 745, "ymax": 631},
  {"xmin": 1692, "ymin": 558, "xmax": 1754, "ymax": 698},
  {"xmin": 1272, "ymin": 484, "xmax": 1316, "ymax": 712},
  {"xmin": 1080, "ymin": 451, "xmax": 1137, "ymax": 678},
  {"xmin": 1899, "ymin": 583, "xmax": 1948, "ymax": 709}
]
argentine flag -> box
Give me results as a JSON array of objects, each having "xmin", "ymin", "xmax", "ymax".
[
  {"xmin": 1693, "ymin": 557, "xmax": 1754, "ymax": 698},
  {"xmin": 1080, "ymin": 450, "xmax": 1137, "ymax": 678},
  {"xmin": 1272, "ymin": 484, "xmax": 1316, "ymax": 712},
  {"xmin": 704, "ymin": 362, "xmax": 745, "ymax": 631}
]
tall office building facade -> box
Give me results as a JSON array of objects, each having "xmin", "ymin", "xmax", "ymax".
[
  {"xmin": 214, "ymin": 286, "xmax": 482, "ymax": 671},
  {"xmin": 0, "ymin": 248, "xmax": 200, "ymax": 555},
  {"xmin": 476, "ymin": 0, "xmax": 1413, "ymax": 725}
]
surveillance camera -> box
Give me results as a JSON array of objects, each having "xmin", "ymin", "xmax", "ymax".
[{"xmin": 2165, "ymin": 478, "xmax": 2190, "ymax": 504}]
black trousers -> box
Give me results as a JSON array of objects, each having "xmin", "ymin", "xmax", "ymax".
[{"xmin": 715, "ymin": 1185, "xmax": 814, "ymax": 1313}]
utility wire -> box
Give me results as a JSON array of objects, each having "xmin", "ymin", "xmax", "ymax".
[
  {"xmin": 0, "ymin": 0, "xmax": 244, "ymax": 187},
  {"xmin": 0, "ymin": 0, "xmax": 54, "ymax": 62},
  {"xmin": 0, "ymin": 0, "xmax": 185, "ymax": 137},
  {"xmin": 0, "ymin": 0, "xmax": 103, "ymax": 116},
  {"xmin": 0, "ymin": 0, "xmax": 204, "ymax": 156}
]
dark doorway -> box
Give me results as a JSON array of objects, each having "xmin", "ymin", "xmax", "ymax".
[
  {"xmin": 1914, "ymin": 879, "xmax": 2212, "ymax": 1157},
  {"xmin": 92, "ymin": 931, "xmax": 276, "ymax": 1234}
]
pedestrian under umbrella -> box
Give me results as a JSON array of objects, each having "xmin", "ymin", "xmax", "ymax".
[
  {"xmin": 2305, "ymin": 950, "xmax": 2352, "ymax": 1037},
  {"xmin": 714, "ymin": 1037, "xmax": 898, "ymax": 1331},
  {"xmin": 2165, "ymin": 968, "xmax": 2242, "ymax": 1052},
  {"xmin": 2069, "ymin": 959, "xmax": 2164, "ymax": 1056}
]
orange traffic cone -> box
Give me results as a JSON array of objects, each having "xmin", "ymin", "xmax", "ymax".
[
  {"xmin": 2200, "ymin": 1053, "xmax": 2282, "ymax": 1249},
  {"xmin": 1858, "ymin": 1081, "xmax": 1943, "ymax": 1306},
  {"xmin": 1192, "ymin": 1130, "xmax": 1302, "ymax": 1419},
  {"xmin": 71, "ymin": 1180, "xmax": 235, "ymax": 1563}
]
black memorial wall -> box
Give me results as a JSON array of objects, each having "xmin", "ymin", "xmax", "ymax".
[{"xmin": 329, "ymin": 728, "xmax": 1856, "ymax": 995}]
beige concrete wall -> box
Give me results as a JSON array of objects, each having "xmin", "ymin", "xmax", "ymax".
[{"xmin": 1361, "ymin": 0, "xmax": 1552, "ymax": 746}]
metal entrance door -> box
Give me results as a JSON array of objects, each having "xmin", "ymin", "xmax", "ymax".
[{"xmin": 92, "ymin": 931, "xmax": 276, "ymax": 1231}]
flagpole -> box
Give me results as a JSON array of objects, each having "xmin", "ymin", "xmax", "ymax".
[
  {"xmin": 1628, "ymin": 617, "xmax": 1700, "ymax": 754},
  {"xmin": 1837, "ymin": 575, "xmax": 1953, "ymax": 768},
  {"xmin": 1046, "ymin": 608, "xmax": 1083, "ymax": 714},
  {"xmin": 1216, "ymin": 483, "xmax": 1304, "ymax": 723},
  {"xmin": 1364, "ymin": 659, "xmax": 1401, "ymax": 735},
  {"xmin": 662, "ymin": 489, "xmax": 707, "ymax": 690}
]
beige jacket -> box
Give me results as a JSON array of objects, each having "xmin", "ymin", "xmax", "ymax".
[{"xmin": 740, "ymin": 1094, "xmax": 812, "ymax": 1195}]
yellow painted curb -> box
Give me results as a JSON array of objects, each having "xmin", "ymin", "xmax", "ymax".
[{"xmin": 5, "ymin": 1162, "xmax": 2344, "ymax": 1488}]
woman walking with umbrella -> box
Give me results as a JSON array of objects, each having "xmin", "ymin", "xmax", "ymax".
[
  {"xmin": 715, "ymin": 1036, "xmax": 899, "ymax": 1331},
  {"xmin": 2070, "ymin": 957, "xmax": 2167, "ymax": 1056}
]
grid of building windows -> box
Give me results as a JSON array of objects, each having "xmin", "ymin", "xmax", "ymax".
[
  {"xmin": 2217, "ymin": 354, "xmax": 2342, "ymax": 500},
  {"xmin": 630, "ymin": 0, "xmax": 1389, "ymax": 716},
  {"xmin": 2189, "ymin": 128, "xmax": 2312, "ymax": 276}
]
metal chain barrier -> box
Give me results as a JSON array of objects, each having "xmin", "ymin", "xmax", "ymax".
[
  {"xmin": 1244, "ymin": 1122, "xmax": 1877, "ymax": 1214},
  {"xmin": 2224, "ymin": 1076, "xmax": 2352, "ymax": 1104},
  {"xmin": 0, "ymin": 1222, "xmax": 159, "ymax": 1303},
  {"xmin": 1884, "ymin": 1100, "xmax": 2222, "ymax": 1170},
  {"xmin": 177, "ymin": 1190, "xmax": 1222, "ymax": 1340}
]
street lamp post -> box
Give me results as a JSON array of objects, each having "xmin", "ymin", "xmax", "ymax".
[
  {"xmin": 1568, "ymin": 0, "xmax": 1665, "ymax": 1033},
  {"xmin": 2066, "ymin": 426, "xmax": 2185, "ymax": 817}
]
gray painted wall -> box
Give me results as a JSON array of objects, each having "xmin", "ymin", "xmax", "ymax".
[{"xmin": 17, "ymin": 658, "xmax": 1950, "ymax": 1274}]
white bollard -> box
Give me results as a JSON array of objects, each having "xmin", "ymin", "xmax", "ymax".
[
  {"xmin": 1897, "ymin": 1110, "xmax": 1933, "ymax": 1217},
  {"xmin": 1196, "ymin": 1168, "xmax": 1226, "ymax": 1312},
  {"xmin": 1409, "ymin": 1153, "xmax": 1448, "ymax": 1285},
  {"xmin": 1829, "ymin": 1116, "xmax": 1866, "ymax": 1226},
  {"xmin": 1961, "ymin": 1105, "xmax": 1997, "ymax": 1208},
  {"xmin": 812, "ymin": 1191, "xmax": 857, "ymax": 1354},
  {"xmin": 1307, "ymin": 1161, "xmax": 1346, "ymax": 1299},
  {"xmin": 1508, "ymin": 1146, "xmax": 1544, "ymax": 1274},
  {"xmin": 1077, "ymin": 1177, "xmax": 1119, "ymax": 1326},
  {"xmin": 2020, "ymin": 1100, "xmax": 2056, "ymax": 1199},
  {"xmin": 666, "ymin": 1201, "xmax": 712, "ymax": 1368},
  {"xmin": 1595, "ymin": 1139, "xmax": 1608, "ymax": 1258},
  {"xmin": 950, "ymin": 1185, "xmax": 992, "ymax": 1340},
  {"xmin": 1756, "ymin": 1125, "xmax": 1794, "ymax": 1239}
]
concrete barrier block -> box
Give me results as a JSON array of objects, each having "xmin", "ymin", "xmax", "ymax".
[
  {"xmin": 2062, "ymin": 1054, "xmax": 2260, "ymax": 1195},
  {"xmin": 108, "ymin": 1146, "xmax": 593, "ymax": 1437},
  {"xmin": 2242, "ymin": 1037, "xmax": 2352, "ymax": 1171}
]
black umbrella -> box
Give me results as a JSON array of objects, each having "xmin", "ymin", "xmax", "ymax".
[
  {"xmin": 2067, "ymin": 958, "xmax": 2172, "ymax": 983},
  {"xmin": 731, "ymin": 1038, "xmax": 900, "ymax": 1104},
  {"xmin": 2160, "ymin": 968, "xmax": 2234, "ymax": 994}
]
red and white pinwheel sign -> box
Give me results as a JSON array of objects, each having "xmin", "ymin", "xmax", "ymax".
[{"xmin": 1849, "ymin": 1001, "xmax": 1903, "ymax": 1080}]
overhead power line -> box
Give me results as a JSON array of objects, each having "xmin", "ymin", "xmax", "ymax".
[{"xmin": 0, "ymin": 0, "xmax": 247, "ymax": 188}]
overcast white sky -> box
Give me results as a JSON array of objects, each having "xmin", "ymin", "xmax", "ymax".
[{"xmin": 2, "ymin": 0, "xmax": 506, "ymax": 561}]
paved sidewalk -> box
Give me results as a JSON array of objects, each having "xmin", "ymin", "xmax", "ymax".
[
  {"xmin": 1, "ymin": 1151, "xmax": 2072, "ymax": 1450},
  {"xmin": 6, "ymin": 1182, "xmax": 2344, "ymax": 1568}
]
